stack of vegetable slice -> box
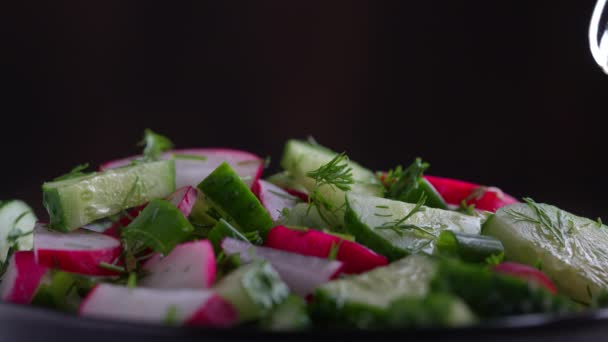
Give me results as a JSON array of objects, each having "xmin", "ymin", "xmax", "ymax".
[{"xmin": 0, "ymin": 130, "xmax": 607, "ymax": 331}]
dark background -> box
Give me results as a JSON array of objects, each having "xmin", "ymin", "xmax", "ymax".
[{"xmin": 1, "ymin": 1, "xmax": 607, "ymax": 218}]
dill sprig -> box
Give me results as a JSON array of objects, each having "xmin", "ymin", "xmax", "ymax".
[
  {"xmin": 305, "ymin": 152, "xmax": 354, "ymax": 225},
  {"xmin": 485, "ymin": 252, "xmax": 504, "ymax": 266},
  {"xmin": 375, "ymin": 194, "xmax": 435, "ymax": 237},
  {"xmin": 306, "ymin": 152, "xmax": 354, "ymax": 192},
  {"xmin": 382, "ymin": 158, "xmax": 428, "ymax": 201},
  {"xmin": 505, "ymin": 197, "xmax": 566, "ymax": 246}
]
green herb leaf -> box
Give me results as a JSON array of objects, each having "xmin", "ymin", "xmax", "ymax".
[
  {"xmin": 122, "ymin": 199, "xmax": 195, "ymax": 256},
  {"xmin": 485, "ymin": 252, "xmax": 504, "ymax": 266},
  {"xmin": 328, "ymin": 241, "xmax": 342, "ymax": 261},
  {"xmin": 127, "ymin": 272, "xmax": 137, "ymax": 288},
  {"xmin": 375, "ymin": 193, "xmax": 435, "ymax": 238},
  {"xmin": 139, "ymin": 129, "xmax": 174, "ymax": 162},
  {"xmin": 53, "ymin": 163, "xmax": 93, "ymax": 181},
  {"xmin": 164, "ymin": 305, "xmax": 179, "ymax": 326},
  {"xmin": 382, "ymin": 158, "xmax": 429, "ymax": 201}
]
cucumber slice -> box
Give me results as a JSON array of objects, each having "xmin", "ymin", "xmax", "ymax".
[
  {"xmin": 345, "ymin": 193, "xmax": 481, "ymax": 260},
  {"xmin": 385, "ymin": 293, "xmax": 476, "ymax": 328},
  {"xmin": 43, "ymin": 160, "xmax": 176, "ymax": 232},
  {"xmin": 198, "ymin": 162, "xmax": 273, "ymax": 239},
  {"xmin": 0, "ymin": 200, "xmax": 36, "ymax": 262},
  {"xmin": 310, "ymin": 254, "xmax": 436, "ymax": 328},
  {"xmin": 483, "ymin": 200, "xmax": 608, "ymax": 303},
  {"xmin": 431, "ymin": 258, "xmax": 577, "ymax": 317},
  {"xmin": 265, "ymin": 171, "xmax": 308, "ymax": 194},
  {"xmin": 214, "ymin": 261, "xmax": 289, "ymax": 322},
  {"xmin": 260, "ymin": 294, "xmax": 310, "ymax": 331},
  {"xmin": 280, "ymin": 140, "xmax": 383, "ymax": 227},
  {"xmin": 277, "ymin": 203, "xmax": 332, "ymax": 231}
]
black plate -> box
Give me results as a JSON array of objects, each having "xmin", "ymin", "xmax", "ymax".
[{"xmin": 2, "ymin": 302, "xmax": 607, "ymax": 342}]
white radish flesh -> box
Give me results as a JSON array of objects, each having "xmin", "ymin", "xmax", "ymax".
[
  {"xmin": 100, "ymin": 148, "xmax": 264, "ymax": 188},
  {"xmin": 221, "ymin": 238, "xmax": 343, "ymax": 297},
  {"xmin": 79, "ymin": 284, "xmax": 237, "ymax": 327},
  {"xmin": 253, "ymin": 180, "xmax": 299, "ymax": 222},
  {"xmin": 34, "ymin": 224, "xmax": 122, "ymax": 276},
  {"xmin": 141, "ymin": 240, "xmax": 216, "ymax": 289}
]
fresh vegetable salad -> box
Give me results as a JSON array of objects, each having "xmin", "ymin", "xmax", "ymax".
[{"xmin": 0, "ymin": 130, "xmax": 606, "ymax": 330}]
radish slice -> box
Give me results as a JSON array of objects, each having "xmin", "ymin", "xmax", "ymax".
[
  {"xmin": 79, "ymin": 284, "xmax": 237, "ymax": 327},
  {"xmin": 141, "ymin": 240, "xmax": 216, "ymax": 289},
  {"xmin": 221, "ymin": 238, "xmax": 343, "ymax": 297},
  {"xmin": 166, "ymin": 186, "xmax": 198, "ymax": 218},
  {"xmin": 492, "ymin": 262, "xmax": 557, "ymax": 294},
  {"xmin": 100, "ymin": 148, "xmax": 264, "ymax": 189},
  {"xmin": 0, "ymin": 251, "xmax": 48, "ymax": 304},
  {"xmin": 423, "ymin": 175, "xmax": 518, "ymax": 212},
  {"xmin": 34, "ymin": 224, "xmax": 122, "ymax": 276},
  {"xmin": 265, "ymin": 226, "xmax": 388, "ymax": 274},
  {"xmin": 252, "ymin": 180, "xmax": 299, "ymax": 221}
]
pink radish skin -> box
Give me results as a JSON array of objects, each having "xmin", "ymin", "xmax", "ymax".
[
  {"xmin": 100, "ymin": 148, "xmax": 264, "ymax": 189},
  {"xmin": 0, "ymin": 251, "xmax": 48, "ymax": 304},
  {"xmin": 166, "ymin": 186, "xmax": 198, "ymax": 218},
  {"xmin": 252, "ymin": 180, "xmax": 298, "ymax": 221},
  {"xmin": 265, "ymin": 226, "xmax": 388, "ymax": 274},
  {"xmin": 34, "ymin": 224, "xmax": 122, "ymax": 276},
  {"xmin": 221, "ymin": 237, "xmax": 344, "ymax": 297},
  {"xmin": 79, "ymin": 284, "xmax": 237, "ymax": 327},
  {"xmin": 141, "ymin": 240, "xmax": 216, "ymax": 289},
  {"xmin": 492, "ymin": 262, "xmax": 557, "ymax": 294}
]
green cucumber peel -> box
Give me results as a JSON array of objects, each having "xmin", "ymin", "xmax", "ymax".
[{"xmin": 122, "ymin": 198, "xmax": 194, "ymax": 255}]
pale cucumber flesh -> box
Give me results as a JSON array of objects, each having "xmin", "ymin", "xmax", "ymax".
[
  {"xmin": 345, "ymin": 193, "xmax": 481, "ymax": 260},
  {"xmin": 43, "ymin": 160, "xmax": 175, "ymax": 232},
  {"xmin": 483, "ymin": 202, "xmax": 608, "ymax": 303}
]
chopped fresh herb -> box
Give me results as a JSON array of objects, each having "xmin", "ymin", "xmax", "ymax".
[
  {"xmin": 139, "ymin": 129, "xmax": 174, "ymax": 162},
  {"xmin": 164, "ymin": 305, "xmax": 179, "ymax": 326},
  {"xmin": 98, "ymin": 262, "xmax": 127, "ymax": 274},
  {"xmin": 375, "ymin": 194, "xmax": 435, "ymax": 238},
  {"xmin": 485, "ymin": 252, "xmax": 504, "ymax": 266},
  {"xmin": 328, "ymin": 241, "xmax": 342, "ymax": 261},
  {"xmin": 268, "ymin": 190, "xmax": 299, "ymax": 202},
  {"xmin": 280, "ymin": 207, "xmax": 291, "ymax": 218},
  {"xmin": 171, "ymin": 154, "xmax": 207, "ymax": 161},
  {"xmin": 597, "ymin": 217, "xmax": 603, "ymax": 227},
  {"xmin": 375, "ymin": 205, "xmax": 389, "ymax": 209},
  {"xmin": 374, "ymin": 213, "xmax": 393, "ymax": 217},
  {"xmin": 505, "ymin": 198, "xmax": 566, "ymax": 247},
  {"xmin": 244, "ymin": 231, "xmax": 263, "ymax": 245},
  {"xmin": 127, "ymin": 272, "xmax": 137, "ymax": 288},
  {"xmin": 534, "ymin": 259, "xmax": 543, "ymax": 271},
  {"xmin": 458, "ymin": 200, "xmax": 477, "ymax": 216},
  {"xmin": 306, "ymin": 152, "xmax": 354, "ymax": 193},
  {"xmin": 382, "ymin": 158, "xmax": 428, "ymax": 201},
  {"xmin": 305, "ymin": 152, "xmax": 354, "ymax": 225},
  {"xmin": 53, "ymin": 163, "xmax": 93, "ymax": 181}
]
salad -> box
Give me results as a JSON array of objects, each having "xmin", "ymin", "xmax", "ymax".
[{"xmin": 0, "ymin": 129, "xmax": 606, "ymax": 330}]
